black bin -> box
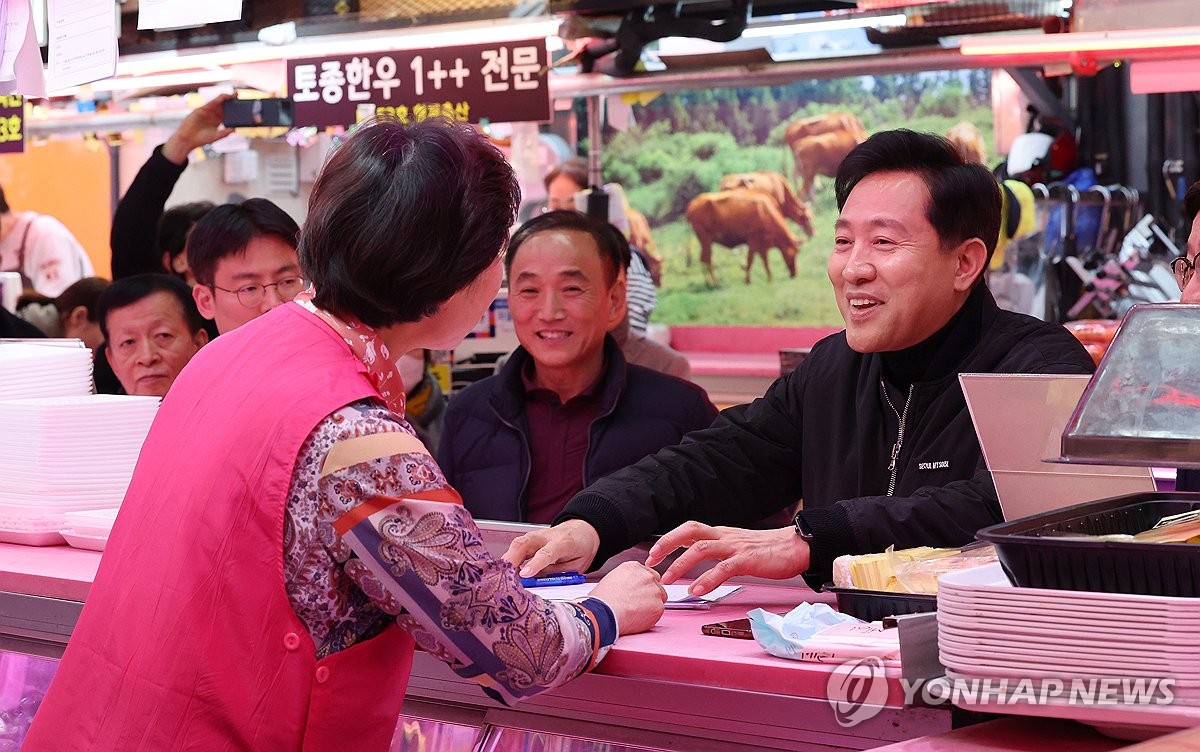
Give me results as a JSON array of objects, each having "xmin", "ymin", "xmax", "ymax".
[
  {"xmin": 824, "ymin": 586, "xmax": 937, "ymax": 621},
  {"xmin": 975, "ymin": 491, "xmax": 1200, "ymax": 596}
]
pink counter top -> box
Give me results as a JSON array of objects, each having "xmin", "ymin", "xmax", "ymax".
[
  {"xmin": 592, "ymin": 582, "xmax": 911, "ymax": 703},
  {"xmin": 0, "ymin": 542, "xmax": 100, "ymax": 602},
  {"xmin": 0, "ymin": 545, "xmax": 901, "ymax": 706}
]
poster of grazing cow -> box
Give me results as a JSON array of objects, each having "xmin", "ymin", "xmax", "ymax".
[{"xmin": 597, "ymin": 70, "xmax": 996, "ymax": 327}]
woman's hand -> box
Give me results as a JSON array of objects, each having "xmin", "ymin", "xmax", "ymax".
[
  {"xmin": 589, "ymin": 562, "xmax": 667, "ymax": 635},
  {"xmin": 503, "ymin": 518, "xmax": 601, "ymax": 577}
]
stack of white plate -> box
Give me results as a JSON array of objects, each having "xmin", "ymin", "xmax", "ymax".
[
  {"xmin": 938, "ymin": 563, "xmax": 1200, "ymax": 735},
  {"xmin": 0, "ymin": 395, "xmax": 159, "ymax": 545},
  {"xmin": 61, "ymin": 508, "xmax": 120, "ymax": 552},
  {"xmin": 0, "ymin": 343, "xmax": 93, "ymax": 399}
]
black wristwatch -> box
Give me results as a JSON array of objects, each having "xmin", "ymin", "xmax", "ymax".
[{"xmin": 792, "ymin": 511, "xmax": 815, "ymax": 542}]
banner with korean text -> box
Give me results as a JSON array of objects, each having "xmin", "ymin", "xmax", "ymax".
[
  {"xmin": 0, "ymin": 96, "xmax": 24, "ymax": 154},
  {"xmin": 287, "ymin": 39, "xmax": 550, "ymax": 128}
]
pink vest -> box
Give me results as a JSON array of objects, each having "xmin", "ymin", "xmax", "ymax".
[{"xmin": 24, "ymin": 304, "xmax": 416, "ymax": 751}]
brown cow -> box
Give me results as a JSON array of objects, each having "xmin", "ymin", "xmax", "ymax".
[
  {"xmin": 946, "ymin": 121, "xmax": 987, "ymax": 164},
  {"xmin": 783, "ymin": 111, "xmax": 867, "ymax": 146},
  {"xmin": 783, "ymin": 112, "xmax": 868, "ymax": 199},
  {"xmin": 685, "ymin": 189, "xmax": 800, "ymax": 286},
  {"xmin": 791, "ymin": 129, "xmax": 862, "ymax": 200},
  {"xmin": 719, "ymin": 171, "xmax": 815, "ymax": 237}
]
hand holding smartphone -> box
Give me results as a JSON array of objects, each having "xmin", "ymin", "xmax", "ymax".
[
  {"xmin": 222, "ymin": 98, "xmax": 295, "ymax": 128},
  {"xmin": 700, "ymin": 618, "xmax": 754, "ymax": 639}
]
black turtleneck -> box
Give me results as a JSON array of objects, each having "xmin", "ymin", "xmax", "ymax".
[{"xmin": 880, "ymin": 283, "xmax": 986, "ymax": 389}]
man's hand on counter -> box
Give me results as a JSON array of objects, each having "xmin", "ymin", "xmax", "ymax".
[
  {"xmin": 646, "ymin": 523, "xmax": 810, "ymax": 597},
  {"xmin": 590, "ymin": 561, "xmax": 668, "ymax": 635},
  {"xmin": 503, "ymin": 518, "xmax": 601, "ymax": 578}
]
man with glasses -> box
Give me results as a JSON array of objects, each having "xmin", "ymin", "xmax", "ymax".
[
  {"xmin": 1172, "ymin": 180, "xmax": 1200, "ymax": 303},
  {"xmin": 187, "ymin": 198, "xmax": 304, "ymax": 335},
  {"xmin": 1172, "ymin": 181, "xmax": 1200, "ymax": 492}
]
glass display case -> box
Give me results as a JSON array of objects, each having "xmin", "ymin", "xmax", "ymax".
[{"xmin": 1061, "ymin": 304, "xmax": 1200, "ymax": 467}]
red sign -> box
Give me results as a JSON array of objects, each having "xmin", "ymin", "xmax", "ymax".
[
  {"xmin": 0, "ymin": 96, "xmax": 24, "ymax": 154},
  {"xmin": 287, "ymin": 39, "xmax": 550, "ymax": 128}
]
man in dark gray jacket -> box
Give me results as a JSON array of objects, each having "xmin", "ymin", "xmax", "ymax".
[
  {"xmin": 440, "ymin": 211, "xmax": 717, "ymax": 524},
  {"xmin": 504, "ymin": 129, "xmax": 1095, "ymax": 591}
]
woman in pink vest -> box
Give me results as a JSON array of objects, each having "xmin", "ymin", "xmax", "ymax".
[{"xmin": 23, "ymin": 118, "xmax": 667, "ymax": 752}]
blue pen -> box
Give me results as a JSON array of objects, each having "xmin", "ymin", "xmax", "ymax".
[{"xmin": 520, "ymin": 572, "xmax": 587, "ymax": 588}]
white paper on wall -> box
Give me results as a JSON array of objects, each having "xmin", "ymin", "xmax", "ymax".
[
  {"xmin": 223, "ymin": 150, "xmax": 259, "ymax": 185},
  {"xmin": 0, "ymin": 0, "xmax": 45, "ymax": 98},
  {"xmin": 46, "ymin": 0, "xmax": 116, "ymax": 91},
  {"xmin": 138, "ymin": 0, "xmax": 242, "ymax": 31},
  {"xmin": 30, "ymin": 0, "xmax": 45, "ymax": 46},
  {"xmin": 265, "ymin": 152, "xmax": 299, "ymax": 195}
]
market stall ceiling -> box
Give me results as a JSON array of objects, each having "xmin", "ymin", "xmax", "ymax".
[{"xmin": 40, "ymin": 0, "xmax": 1200, "ymax": 123}]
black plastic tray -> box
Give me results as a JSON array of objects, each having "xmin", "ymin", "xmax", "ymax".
[
  {"xmin": 975, "ymin": 491, "xmax": 1200, "ymax": 597},
  {"xmin": 824, "ymin": 585, "xmax": 937, "ymax": 622}
]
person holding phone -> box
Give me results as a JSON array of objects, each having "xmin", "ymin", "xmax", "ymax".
[{"xmin": 110, "ymin": 93, "xmax": 233, "ymax": 284}]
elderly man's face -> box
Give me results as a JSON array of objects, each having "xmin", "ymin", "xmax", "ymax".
[
  {"xmin": 105, "ymin": 291, "xmax": 208, "ymax": 397},
  {"xmin": 546, "ymin": 175, "xmax": 584, "ymax": 212},
  {"xmin": 508, "ymin": 229, "xmax": 625, "ymax": 384},
  {"xmin": 1180, "ymin": 213, "xmax": 1200, "ymax": 304},
  {"xmin": 828, "ymin": 170, "xmax": 981, "ymax": 353}
]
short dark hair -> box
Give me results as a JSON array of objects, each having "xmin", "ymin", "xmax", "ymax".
[
  {"xmin": 506, "ymin": 210, "xmax": 631, "ymax": 286},
  {"xmin": 186, "ymin": 198, "xmax": 299, "ymax": 285},
  {"xmin": 835, "ymin": 129, "xmax": 1001, "ymax": 273},
  {"xmin": 544, "ymin": 157, "xmax": 588, "ymax": 192},
  {"xmin": 300, "ymin": 117, "xmax": 519, "ymax": 328},
  {"xmin": 98, "ymin": 273, "xmax": 206, "ymax": 342},
  {"xmin": 157, "ymin": 201, "xmax": 215, "ymax": 265},
  {"xmin": 0, "ymin": 184, "xmax": 8, "ymax": 214},
  {"xmin": 1184, "ymin": 180, "xmax": 1200, "ymax": 226},
  {"xmin": 55, "ymin": 276, "xmax": 111, "ymax": 322}
]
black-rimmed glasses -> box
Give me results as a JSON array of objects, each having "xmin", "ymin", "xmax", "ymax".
[
  {"xmin": 212, "ymin": 276, "xmax": 308, "ymax": 307},
  {"xmin": 1171, "ymin": 255, "xmax": 1197, "ymax": 291}
]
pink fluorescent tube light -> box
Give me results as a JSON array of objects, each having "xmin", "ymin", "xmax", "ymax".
[{"xmin": 960, "ymin": 26, "xmax": 1200, "ymax": 57}]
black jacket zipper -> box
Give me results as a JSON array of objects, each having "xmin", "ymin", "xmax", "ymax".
[{"xmin": 881, "ymin": 381, "xmax": 915, "ymax": 496}]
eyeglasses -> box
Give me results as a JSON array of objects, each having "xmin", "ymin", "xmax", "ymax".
[
  {"xmin": 212, "ymin": 276, "xmax": 309, "ymax": 307},
  {"xmin": 1171, "ymin": 255, "xmax": 1197, "ymax": 291}
]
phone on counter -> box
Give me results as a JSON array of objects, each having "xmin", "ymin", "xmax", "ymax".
[
  {"xmin": 222, "ymin": 97, "xmax": 294, "ymax": 128},
  {"xmin": 700, "ymin": 618, "xmax": 754, "ymax": 640}
]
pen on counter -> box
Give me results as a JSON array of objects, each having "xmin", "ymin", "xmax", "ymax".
[{"xmin": 520, "ymin": 572, "xmax": 587, "ymax": 588}]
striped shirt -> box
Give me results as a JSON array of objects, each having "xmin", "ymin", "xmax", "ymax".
[{"xmin": 626, "ymin": 249, "xmax": 658, "ymax": 334}]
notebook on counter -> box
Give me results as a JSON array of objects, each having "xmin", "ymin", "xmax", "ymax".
[{"xmin": 959, "ymin": 373, "xmax": 1156, "ymax": 522}]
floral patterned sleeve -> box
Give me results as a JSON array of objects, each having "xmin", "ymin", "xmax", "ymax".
[{"xmin": 293, "ymin": 402, "xmax": 617, "ymax": 706}]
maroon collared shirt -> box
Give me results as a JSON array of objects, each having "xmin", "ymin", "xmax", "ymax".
[{"xmin": 520, "ymin": 363, "xmax": 605, "ymax": 524}]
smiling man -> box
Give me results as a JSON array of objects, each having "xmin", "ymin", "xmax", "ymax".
[
  {"xmin": 439, "ymin": 211, "xmax": 716, "ymax": 523},
  {"xmin": 504, "ymin": 129, "xmax": 1096, "ymax": 591},
  {"xmin": 99, "ymin": 274, "xmax": 209, "ymax": 397}
]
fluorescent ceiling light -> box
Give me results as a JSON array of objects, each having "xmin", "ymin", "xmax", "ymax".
[
  {"xmin": 116, "ymin": 17, "xmax": 560, "ymax": 77},
  {"xmin": 90, "ymin": 69, "xmax": 234, "ymax": 93},
  {"xmin": 741, "ymin": 13, "xmax": 906, "ymax": 38},
  {"xmin": 960, "ymin": 26, "xmax": 1200, "ymax": 56}
]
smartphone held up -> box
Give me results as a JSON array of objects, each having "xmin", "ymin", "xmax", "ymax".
[{"xmin": 222, "ymin": 98, "xmax": 294, "ymax": 128}]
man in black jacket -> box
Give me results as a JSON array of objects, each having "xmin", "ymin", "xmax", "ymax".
[{"xmin": 504, "ymin": 129, "xmax": 1095, "ymax": 592}]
